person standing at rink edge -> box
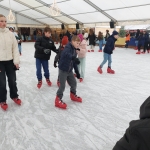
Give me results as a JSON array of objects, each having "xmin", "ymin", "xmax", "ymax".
[{"xmin": 0, "ymin": 14, "xmax": 21, "ymax": 111}]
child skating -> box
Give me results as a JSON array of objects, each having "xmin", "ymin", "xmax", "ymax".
[
  {"xmin": 55, "ymin": 35, "xmax": 82, "ymax": 109},
  {"xmin": 97, "ymin": 31, "xmax": 119, "ymax": 74},
  {"xmin": 34, "ymin": 27, "xmax": 58, "ymax": 88}
]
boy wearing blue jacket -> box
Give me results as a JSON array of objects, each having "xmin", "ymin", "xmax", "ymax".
[
  {"xmin": 55, "ymin": 35, "xmax": 82, "ymax": 109},
  {"xmin": 97, "ymin": 31, "xmax": 119, "ymax": 74}
]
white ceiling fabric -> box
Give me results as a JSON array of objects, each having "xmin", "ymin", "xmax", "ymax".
[{"xmin": 0, "ymin": 0, "xmax": 150, "ymax": 26}]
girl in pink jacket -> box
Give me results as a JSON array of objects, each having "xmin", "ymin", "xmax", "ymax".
[{"xmin": 77, "ymin": 34, "xmax": 87, "ymax": 82}]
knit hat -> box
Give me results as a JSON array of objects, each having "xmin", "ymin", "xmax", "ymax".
[
  {"xmin": 61, "ymin": 36, "xmax": 68, "ymax": 45},
  {"xmin": 78, "ymin": 34, "xmax": 83, "ymax": 41},
  {"xmin": 112, "ymin": 30, "xmax": 119, "ymax": 36}
]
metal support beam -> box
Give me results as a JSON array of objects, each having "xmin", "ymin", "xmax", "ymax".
[
  {"xmin": 83, "ymin": 0, "xmax": 117, "ymax": 23},
  {"xmin": 14, "ymin": 0, "xmax": 67, "ymax": 25},
  {"xmin": 0, "ymin": 5, "xmax": 47, "ymax": 26},
  {"xmin": 35, "ymin": 0, "xmax": 83, "ymax": 25}
]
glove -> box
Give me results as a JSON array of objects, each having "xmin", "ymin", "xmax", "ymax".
[
  {"xmin": 44, "ymin": 49, "xmax": 50, "ymax": 54},
  {"xmin": 55, "ymin": 49, "xmax": 59, "ymax": 54},
  {"xmin": 76, "ymin": 48, "xmax": 80, "ymax": 51},
  {"xmin": 74, "ymin": 58, "xmax": 80, "ymax": 65},
  {"xmin": 54, "ymin": 61, "xmax": 57, "ymax": 68}
]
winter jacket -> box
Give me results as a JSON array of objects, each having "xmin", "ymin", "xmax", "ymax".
[
  {"xmin": 97, "ymin": 35, "xmax": 103, "ymax": 41},
  {"xmin": 77, "ymin": 40, "xmax": 87, "ymax": 58},
  {"xmin": 135, "ymin": 32, "xmax": 140, "ymax": 40},
  {"xmin": 55, "ymin": 46, "xmax": 80, "ymax": 75},
  {"xmin": 103, "ymin": 35, "xmax": 116, "ymax": 55},
  {"xmin": 0, "ymin": 28, "xmax": 20, "ymax": 64},
  {"xmin": 113, "ymin": 96, "xmax": 150, "ymax": 150},
  {"xmin": 137, "ymin": 34, "xmax": 145, "ymax": 46},
  {"xmin": 143, "ymin": 33, "xmax": 149, "ymax": 43},
  {"xmin": 125, "ymin": 33, "xmax": 130, "ymax": 41},
  {"xmin": 59, "ymin": 42, "xmax": 77, "ymax": 72},
  {"xmin": 87, "ymin": 34, "xmax": 96, "ymax": 46},
  {"xmin": 34, "ymin": 36, "xmax": 56, "ymax": 60}
]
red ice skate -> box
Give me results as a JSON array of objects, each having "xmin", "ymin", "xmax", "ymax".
[
  {"xmin": 97, "ymin": 66, "xmax": 103, "ymax": 74},
  {"xmin": 12, "ymin": 98, "xmax": 22, "ymax": 105},
  {"xmin": 107, "ymin": 68, "xmax": 115, "ymax": 74},
  {"xmin": 98, "ymin": 50, "xmax": 102, "ymax": 52},
  {"xmin": 136, "ymin": 51, "xmax": 141, "ymax": 54},
  {"xmin": 70, "ymin": 92, "xmax": 82, "ymax": 102},
  {"xmin": 88, "ymin": 50, "xmax": 91, "ymax": 52},
  {"xmin": 46, "ymin": 79, "xmax": 52, "ymax": 86},
  {"xmin": 37, "ymin": 80, "xmax": 42, "ymax": 89},
  {"xmin": 55, "ymin": 96, "xmax": 67, "ymax": 109},
  {"xmin": 91, "ymin": 50, "xmax": 94, "ymax": 52},
  {"xmin": 0, "ymin": 102, "xmax": 8, "ymax": 111}
]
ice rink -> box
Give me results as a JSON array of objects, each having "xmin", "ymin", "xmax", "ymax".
[{"xmin": 1, "ymin": 42, "xmax": 150, "ymax": 150}]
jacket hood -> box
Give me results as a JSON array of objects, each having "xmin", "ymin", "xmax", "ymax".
[
  {"xmin": 140, "ymin": 96, "xmax": 150, "ymax": 119},
  {"xmin": 0, "ymin": 28, "xmax": 9, "ymax": 33}
]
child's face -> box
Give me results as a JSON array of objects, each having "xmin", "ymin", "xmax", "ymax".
[
  {"xmin": 45, "ymin": 32, "xmax": 51, "ymax": 38},
  {"xmin": 0, "ymin": 17, "xmax": 7, "ymax": 28},
  {"xmin": 72, "ymin": 40, "xmax": 80, "ymax": 49},
  {"xmin": 114, "ymin": 35, "xmax": 119, "ymax": 39}
]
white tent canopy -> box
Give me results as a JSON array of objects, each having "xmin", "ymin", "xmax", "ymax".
[
  {"xmin": 124, "ymin": 24, "xmax": 150, "ymax": 30},
  {"xmin": 0, "ymin": 0, "xmax": 150, "ymax": 27}
]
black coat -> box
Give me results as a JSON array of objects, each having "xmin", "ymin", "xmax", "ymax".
[
  {"xmin": 103, "ymin": 35, "xmax": 116, "ymax": 54},
  {"xmin": 113, "ymin": 96, "xmax": 150, "ymax": 150},
  {"xmin": 59, "ymin": 42, "xmax": 77, "ymax": 72},
  {"xmin": 34, "ymin": 36, "xmax": 56, "ymax": 60},
  {"xmin": 87, "ymin": 34, "xmax": 96, "ymax": 46}
]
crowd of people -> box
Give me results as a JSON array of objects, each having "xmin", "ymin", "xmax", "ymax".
[{"xmin": 1, "ymin": 13, "xmax": 150, "ymax": 150}]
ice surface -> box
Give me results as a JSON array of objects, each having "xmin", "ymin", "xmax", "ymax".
[{"xmin": 1, "ymin": 42, "xmax": 150, "ymax": 150}]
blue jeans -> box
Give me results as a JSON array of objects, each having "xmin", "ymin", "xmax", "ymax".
[
  {"xmin": 135, "ymin": 40, "xmax": 138, "ymax": 47},
  {"xmin": 100, "ymin": 53, "xmax": 112, "ymax": 68},
  {"xmin": 18, "ymin": 44, "xmax": 22, "ymax": 54},
  {"xmin": 36, "ymin": 58, "xmax": 49, "ymax": 80},
  {"xmin": 99, "ymin": 40, "xmax": 103, "ymax": 50}
]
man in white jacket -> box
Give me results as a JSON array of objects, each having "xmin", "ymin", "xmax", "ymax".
[{"xmin": 0, "ymin": 14, "xmax": 21, "ymax": 111}]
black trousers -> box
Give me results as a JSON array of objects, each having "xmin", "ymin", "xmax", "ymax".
[
  {"xmin": 144, "ymin": 42, "xmax": 149, "ymax": 52},
  {"xmin": 0, "ymin": 60, "xmax": 18, "ymax": 103},
  {"xmin": 138, "ymin": 44, "xmax": 142, "ymax": 51}
]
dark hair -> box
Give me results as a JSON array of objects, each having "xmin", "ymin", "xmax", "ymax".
[
  {"xmin": 44, "ymin": 27, "xmax": 52, "ymax": 33},
  {"xmin": 89, "ymin": 29, "xmax": 94, "ymax": 35}
]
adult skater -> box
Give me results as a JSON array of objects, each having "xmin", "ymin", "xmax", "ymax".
[
  {"xmin": 0, "ymin": 14, "xmax": 21, "ymax": 111},
  {"xmin": 113, "ymin": 96, "xmax": 150, "ymax": 150},
  {"xmin": 97, "ymin": 31, "xmax": 119, "ymax": 74},
  {"xmin": 134, "ymin": 29, "xmax": 140, "ymax": 50}
]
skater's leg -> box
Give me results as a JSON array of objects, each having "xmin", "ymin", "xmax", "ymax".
[
  {"xmin": 99, "ymin": 40, "xmax": 103, "ymax": 50},
  {"xmin": 78, "ymin": 59, "xmax": 81, "ymax": 75},
  {"xmin": 79, "ymin": 58, "xmax": 86, "ymax": 78},
  {"xmin": 100, "ymin": 53, "xmax": 108, "ymax": 68},
  {"xmin": 67, "ymin": 71, "xmax": 77, "ymax": 94},
  {"xmin": 5, "ymin": 60, "xmax": 18, "ymax": 99},
  {"xmin": 108, "ymin": 54, "xmax": 112, "ymax": 68},
  {"xmin": 0, "ymin": 62, "xmax": 7, "ymax": 103},
  {"xmin": 36, "ymin": 58, "xmax": 42, "ymax": 80},
  {"xmin": 41, "ymin": 60, "xmax": 50, "ymax": 79},
  {"xmin": 56, "ymin": 70, "xmax": 68, "ymax": 99},
  {"xmin": 18, "ymin": 44, "xmax": 22, "ymax": 55}
]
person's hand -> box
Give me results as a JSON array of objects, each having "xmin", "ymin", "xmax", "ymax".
[
  {"xmin": 44, "ymin": 49, "xmax": 51, "ymax": 54},
  {"xmin": 54, "ymin": 61, "xmax": 57, "ymax": 68},
  {"xmin": 76, "ymin": 73, "xmax": 80, "ymax": 79},
  {"xmin": 15, "ymin": 64, "xmax": 19, "ymax": 69}
]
